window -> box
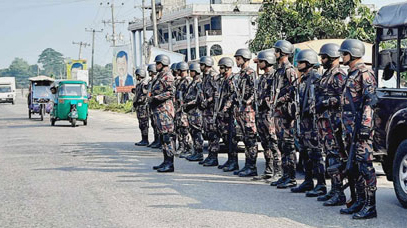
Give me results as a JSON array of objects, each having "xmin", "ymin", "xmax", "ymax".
[
  {"xmin": 210, "ymin": 44, "xmax": 223, "ymax": 56},
  {"xmin": 58, "ymin": 84, "xmax": 87, "ymax": 97}
]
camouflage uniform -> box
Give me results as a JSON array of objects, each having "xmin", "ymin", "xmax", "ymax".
[
  {"xmin": 340, "ymin": 62, "xmax": 377, "ymax": 206},
  {"xmin": 315, "ymin": 64, "xmax": 347, "ymax": 203},
  {"xmin": 234, "ymin": 67, "xmax": 258, "ymax": 170},
  {"xmin": 175, "ymin": 76, "xmax": 193, "ymax": 156},
  {"xmin": 184, "ymin": 74, "xmax": 204, "ymax": 156},
  {"xmin": 133, "ymin": 78, "xmax": 150, "ymax": 136},
  {"xmin": 148, "ymin": 75, "xmax": 160, "ymax": 147},
  {"xmin": 217, "ymin": 73, "xmax": 239, "ymax": 171},
  {"xmin": 201, "ymin": 70, "xmax": 221, "ymax": 161},
  {"xmin": 256, "ymin": 69, "xmax": 281, "ymax": 176},
  {"xmin": 273, "ymin": 59, "xmax": 297, "ymax": 183},
  {"xmin": 296, "ymin": 70, "xmax": 325, "ymax": 187},
  {"xmin": 150, "ymin": 68, "xmax": 175, "ymax": 158}
]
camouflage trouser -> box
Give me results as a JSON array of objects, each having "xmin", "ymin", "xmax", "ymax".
[
  {"xmin": 236, "ymin": 109, "xmax": 258, "ymax": 160},
  {"xmin": 150, "ymin": 113, "xmax": 158, "ymax": 137},
  {"xmin": 256, "ymin": 111, "xmax": 281, "ymax": 173},
  {"xmin": 318, "ymin": 117, "xmax": 344, "ymax": 186},
  {"xmin": 153, "ymin": 108, "xmax": 175, "ymax": 158},
  {"xmin": 188, "ymin": 110, "xmax": 203, "ymax": 153},
  {"xmin": 217, "ymin": 114, "xmax": 238, "ymax": 159},
  {"xmin": 274, "ymin": 115, "xmax": 296, "ymax": 178},
  {"xmin": 299, "ymin": 116, "xmax": 325, "ymax": 183},
  {"xmin": 175, "ymin": 112, "xmax": 191, "ymax": 152},
  {"xmin": 203, "ymin": 114, "xmax": 220, "ymax": 155},
  {"xmin": 345, "ymin": 137, "xmax": 377, "ymax": 192},
  {"xmin": 136, "ymin": 107, "xmax": 149, "ymax": 136}
]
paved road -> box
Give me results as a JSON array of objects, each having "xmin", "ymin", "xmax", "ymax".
[{"xmin": 0, "ymin": 92, "xmax": 406, "ymax": 228}]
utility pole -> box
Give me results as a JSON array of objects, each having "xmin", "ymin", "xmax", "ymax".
[
  {"xmin": 151, "ymin": 0, "xmax": 158, "ymax": 47},
  {"xmin": 85, "ymin": 28, "xmax": 103, "ymax": 93},
  {"xmin": 142, "ymin": 0, "xmax": 148, "ymax": 65},
  {"xmin": 72, "ymin": 41, "xmax": 90, "ymax": 59},
  {"xmin": 102, "ymin": 1, "xmax": 126, "ymax": 47}
]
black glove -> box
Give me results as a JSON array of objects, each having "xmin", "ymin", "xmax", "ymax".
[{"xmin": 359, "ymin": 127, "xmax": 371, "ymax": 141}]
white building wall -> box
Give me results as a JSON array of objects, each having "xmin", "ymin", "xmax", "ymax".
[{"xmin": 219, "ymin": 15, "xmax": 253, "ymax": 55}]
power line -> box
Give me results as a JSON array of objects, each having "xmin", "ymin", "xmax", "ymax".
[{"xmin": 72, "ymin": 41, "xmax": 90, "ymax": 59}]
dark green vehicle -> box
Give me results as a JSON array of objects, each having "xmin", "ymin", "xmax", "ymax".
[{"xmin": 50, "ymin": 80, "xmax": 89, "ymax": 127}]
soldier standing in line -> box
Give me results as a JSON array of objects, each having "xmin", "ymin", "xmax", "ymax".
[
  {"xmin": 253, "ymin": 49, "xmax": 282, "ymax": 180},
  {"xmin": 289, "ymin": 49, "xmax": 326, "ymax": 197},
  {"xmin": 232, "ymin": 48, "xmax": 259, "ymax": 177},
  {"xmin": 216, "ymin": 57, "xmax": 239, "ymax": 172},
  {"xmin": 338, "ymin": 39, "xmax": 377, "ymax": 219},
  {"xmin": 269, "ymin": 40, "xmax": 298, "ymax": 188},
  {"xmin": 133, "ymin": 68, "xmax": 150, "ymax": 146},
  {"xmin": 149, "ymin": 54, "xmax": 176, "ymax": 173},
  {"xmin": 184, "ymin": 63, "xmax": 205, "ymax": 162},
  {"xmin": 172, "ymin": 62, "xmax": 181, "ymax": 154},
  {"xmin": 146, "ymin": 64, "xmax": 161, "ymax": 149},
  {"xmin": 198, "ymin": 56, "xmax": 221, "ymax": 166},
  {"xmin": 175, "ymin": 62, "xmax": 193, "ymax": 159},
  {"xmin": 315, "ymin": 43, "xmax": 347, "ymax": 206}
]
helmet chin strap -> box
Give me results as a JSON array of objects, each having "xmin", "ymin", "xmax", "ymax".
[{"xmin": 298, "ymin": 63, "xmax": 312, "ymax": 73}]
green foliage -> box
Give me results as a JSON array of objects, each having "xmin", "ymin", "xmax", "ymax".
[
  {"xmin": 89, "ymin": 98, "xmax": 134, "ymax": 113},
  {"xmin": 90, "ymin": 63, "xmax": 113, "ymax": 86},
  {"xmin": 0, "ymin": 58, "xmax": 38, "ymax": 88},
  {"xmin": 37, "ymin": 48, "xmax": 65, "ymax": 77},
  {"xmin": 250, "ymin": 0, "xmax": 375, "ymax": 52},
  {"xmin": 92, "ymin": 85, "xmax": 114, "ymax": 96}
]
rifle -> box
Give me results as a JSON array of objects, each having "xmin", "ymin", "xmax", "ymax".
[
  {"xmin": 144, "ymin": 80, "xmax": 153, "ymax": 109},
  {"xmin": 179, "ymin": 90, "xmax": 184, "ymax": 113},
  {"xmin": 294, "ymin": 79, "xmax": 301, "ymax": 136},
  {"xmin": 309, "ymin": 83, "xmax": 318, "ymax": 135},
  {"xmin": 213, "ymin": 78, "xmax": 224, "ymax": 122},
  {"xmin": 254, "ymin": 74, "xmax": 259, "ymax": 115}
]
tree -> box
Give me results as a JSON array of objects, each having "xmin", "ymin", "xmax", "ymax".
[
  {"xmin": 90, "ymin": 63, "xmax": 113, "ymax": 86},
  {"xmin": 0, "ymin": 58, "xmax": 35, "ymax": 88},
  {"xmin": 37, "ymin": 48, "xmax": 65, "ymax": 77},
  {"xmin": 249, "ymin": 0, "xmax": 375, "ymax": 52}
]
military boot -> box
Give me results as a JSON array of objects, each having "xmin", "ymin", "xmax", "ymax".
[
  {"xmin": 135, "ymin": 134, "xmax": 149, "ymax": 146},
  {"xmin": 233, "ymin": 158, "xmax": 249, "ymax": 175},
  {"xmin": 340, "ymin": 188, "xmax": 366, "ymax": 214},
  {"xmin": 179, "ymin": 149, "xmax": 192, "ymax": 158},
  {"xmin": 187, "ymin": 150, "xmax": 204, "ymax": 162},
  {"xmin": 352, "ymin": 189, "xmax": 377, "ymax": 219},
  {"xmin": 318, "ymin": 189, "xmax": 335, "ymax": 201},
  {"xmin": 153, "ymin": 152, "xmax": 167, "ymax": 170},
  {"xmin": 175, "ymin": 143, "xmax": 185, "ymax": 157},
  {"xmin": 148, "ymin": 134, "xmax": 159, "ymax": 147},
  {"xmin": 277, "ymin": 169, "xmax": 297, "ymax": 189},
  {"xmin": 151, "ymin": 137, "xmax": 162, "ymax": 148},
  {"xmin": 157, "ymin": 155, "xmax": 174, "ymax": 173},
  {"xmin": 203, "ymin": 153, "xmax": 219, "ymax": 167},
  {"xmin": 306, "ymin": 184, "xmax": 327, "ymax": 197},
  {"xmin": 223, "ymin": 155, "xmax": 239, "ymax": 172},
  {"xmin": 291, "ymin": 179, "xmax": 314, "ymax": 193},
  {"xmin": 199, "ymin": 154, "xmax": 211, "ymax": 165},
  {"xmin": 323, "ymin": 182, "xmax": 346, "ymax": 206},
  {"xmin": 270, "ymin": 166, "xmax": 287, "ymax": 186},
  {"xmin": 239, "ymin": 158, "xmax": 258, "ymax": 177}
]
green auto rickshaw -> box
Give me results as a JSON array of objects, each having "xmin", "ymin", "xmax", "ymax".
[{"xmin": 50, "ymin": 80, "xmax": 89, "ymax": 127}]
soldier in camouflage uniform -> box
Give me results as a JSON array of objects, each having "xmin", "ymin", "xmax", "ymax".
[
  {"xmin": 290, "ymin": 50, "xmax": 326, "ymax": 197},
  {"xmin": 232, "ymin": 48, "xmax": 259, "ymax": 177},
  {"xmin": 269, "ymin": 40, "xmax": 298, "ymax": 188},
  {"xmin": 216, "ymin": 57, "xmax": 240, "ymax": 172},
  {"xmin": 150, "ymin": 54, "xmax": 176, "ymax": 173},
  {"xmin": 175, "ymin": 62, "xmax": 193, "ymax": 159},
  {"xmin": 315, "ymin": 43, "xmax": 347, "ymax": 206},
  {"xmin": 184, "ymin": 63, "xmax": 204, "ymax": 162},
  {"xmin": 199, "ymin": 56, "xmax": 221, "ymax": 166},
  {"xmin": 133, "ymin": 68, "xmax": 150, "ymax": 146},
  {"xmin": 253, "ymin": 49, "xmax": 282, "ymax": 180},
  {"xmin": 146, "ymin": 64, "xmax": 161, "ymax": 149},
  {"xmin": 338, "ymin": 39, "xmax": 377, "ymax": 219}
]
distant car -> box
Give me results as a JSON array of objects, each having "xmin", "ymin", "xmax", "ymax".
[{"xmin": 372, "ymin": 2, "xmax": 407, "ymax": 208}]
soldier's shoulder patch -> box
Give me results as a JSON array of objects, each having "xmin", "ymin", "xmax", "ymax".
[{"xmin": 356, "ymin": 63, "xmax": 370, "ymax": 73}]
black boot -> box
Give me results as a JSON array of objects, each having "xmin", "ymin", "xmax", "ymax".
[
  {"xmin": 223, "ymin": 156, "xmax": 239, "ymax": 172},
  {"xmin": 233, "ymin": 158, "xmax": 249, "ymax": 175},
  {"xmin": 203, "ymin": 154, "xmax": 219, "ymax": 166},
  {"xmin": 277, "ymin": 177, "xmax": 297, "ymax": 189},
  {"xmin": 323, "ymin": 181, "xmax": 346, "ymax": 206},
  {"xmin": 306, "ymin": 184, "xmax": 327, "ymax": 197},
  {"xmin": 153, "ymin": 152, "xmax": 166, "ymax": 170},
  {"xmin": 239, "ymin": 158, "xmax": 258, "ymax": 177},
  {"xmin": 352, "ymin": 189, "xmax": 377, "ymax": 219},
  {"xmin": 340, "ymin": 188, "xmax": 366, "ymax": 214},
  {"xmin": 318, "ymin": 189, "xmax": 335, "ymax": 201},
  {"xmin": 135, "ymin": 134, "xmax": 149, "ymax": 146},
  {"xmin": 218, "ymin": 159, "xmax": 230, "ymax": 169},
  {"xmin": 151, "ymin": 137, "xmax": 161, "ymax": 148},
  {"xmin": 157, "ymin": 155, "xmax": 174, "ymax": 172},
  {"xmin": 187, "ymin": 150, "xmax": 204, "ymax": 161},
  {"xmin": 253, "ymin": 156, "xmax": 273, "ymax": 180},
  {"xmin": 291, "ymin": 179, "xmax": 314, "ymax": 193},
  {"xmin": 199, "ymin": 154, "xmax": 211, "ymax": 165},
  {"xmin": 148, "ymin": 134, "xmax": 158, "ymax": 147},
  {"xmin": 270, "ymin": 174, "xmax": 287, "ymax": 186}
]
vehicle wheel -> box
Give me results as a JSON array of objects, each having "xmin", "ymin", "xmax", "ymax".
[
  {"xmin": 50, "ymin": 118, "xmax": 55, "ymax": 126},
  {"xmin": 83, "ymin": 118, "xmax": 87, "ymax": 126},
  {"xmin": 71, "ymin": 119, "xmax": 76, "ymax": 127},
  {"xmin": 393, "ymin": 139, "xmax": 407, "ymax": 208},
  {"xmin": 28, "ymin": 110, "xmax": 31, "ymax": 119}
]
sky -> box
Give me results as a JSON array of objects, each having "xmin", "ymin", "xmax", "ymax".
[{"xmin": 0, "ymin": 0, "xmax": 404, "ymax": 69}]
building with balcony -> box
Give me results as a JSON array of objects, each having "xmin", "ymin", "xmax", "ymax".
[{"xmin": 128, "ymin": 0, "xmax": 262, "ymax": 67}]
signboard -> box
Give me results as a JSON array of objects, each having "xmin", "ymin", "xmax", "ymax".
[
  {"xmin": 76, "ymin": 70, "xmax": 89, "ymax": 85},
  {"xmin": 113, "ymin": 45, "xmax": 134, "ymax": 93},
  {"xmin": 66, "ymin": 60, "xmax": 87, "ymax": 80}
]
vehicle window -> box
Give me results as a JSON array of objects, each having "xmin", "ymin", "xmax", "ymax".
[
  {"xmin": 58, "ymin": 84, "xmax": 86, "ymax": 96},
  {"xmin": 0, "ymin": 86, "xmax": 11, "ymax": 93},
  {"xmin": 33, "ymin": 86, "xmax": 52, "ymax": 98}
]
